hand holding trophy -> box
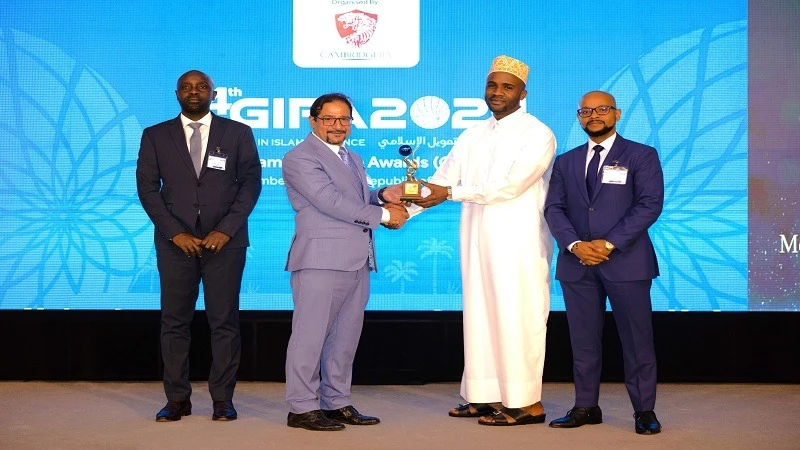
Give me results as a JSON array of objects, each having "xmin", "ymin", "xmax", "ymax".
[{"xmin": 398, "ymin": 144, "xmax": 423, "ymax": 201}]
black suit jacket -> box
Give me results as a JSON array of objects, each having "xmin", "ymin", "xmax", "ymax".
[{"xmin": 136, "ymin": 113, "xmax": 262, "ymax": 249}]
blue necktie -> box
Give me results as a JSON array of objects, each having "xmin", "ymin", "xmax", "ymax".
[
  {"xmin": 188, "ymin": 122, "xmax": 203, "ymax": 177},
  {"xmin": 586, "ymin": 145, "xmax": 603, "ymax": 197},
  {"xmin": 339, "ymin": 147, "xmax": 364, "ymax": 198}
]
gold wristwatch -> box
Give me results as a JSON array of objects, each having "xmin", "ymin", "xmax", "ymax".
[
  {"xmin": 604, "ymin": 240, "xmax": 615, "ymax": 251},
  {"xmin": 446, "ymin": 186, "xmax": 453, "ymax": 200}
]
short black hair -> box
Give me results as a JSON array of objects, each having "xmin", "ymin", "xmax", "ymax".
[{"xmin": 309, "ymin": 93, "xmax": 353, "ymax": 118}]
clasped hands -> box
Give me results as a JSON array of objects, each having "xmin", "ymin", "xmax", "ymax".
[
  {"xmin": 380, "ymin": 181, "xmax": 449, "ymax": 208},
  {"xmin": 379, "ymin": 181, "xmax": 449, "ymax": 230},
  {"xmin": 573, "ymin": 240, "xmax": 613, "ymax": 266},
  {"xmin": 172, "ymin": 230, "xmax": 231, "ymax": 257},
  {"xmin": 382, "ymin": 202, "xmax": 409, "ymax": 230}
]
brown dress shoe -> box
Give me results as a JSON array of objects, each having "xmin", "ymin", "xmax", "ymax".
[
  {"xmin": 212, "ymin": 400, "xmax": 238, "ymax": 421},
  {"xmin": 324, "ymin": 405, "xmax": 380, "ymax": 425},
  {"xmin": 156, "ymin": 400, "xmax": 192, "ymax": 422},
  {"xmin": 287, "ymin": 410, "xmax": 346, "ymax": 431}
]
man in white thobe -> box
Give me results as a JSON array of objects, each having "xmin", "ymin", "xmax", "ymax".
[{"xmin": 382, "ymin": 55, "xmax": 556, "ymax": 426}]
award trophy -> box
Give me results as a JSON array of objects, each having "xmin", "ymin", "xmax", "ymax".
[{"xmin": 398, "ymin": 144, "xmax": 422, "ymax": 200}]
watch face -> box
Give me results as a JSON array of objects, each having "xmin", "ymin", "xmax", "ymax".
[{"xmin": 605, "ymin": 241, "xmax": 614, "ymax": 250}]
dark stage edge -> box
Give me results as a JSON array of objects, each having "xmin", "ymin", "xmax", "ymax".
[{"xmin": 1, "ymin": 311, "xmax": 798, "ymax": 383}]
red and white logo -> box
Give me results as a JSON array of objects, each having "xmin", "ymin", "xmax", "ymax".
[
  {"xmin": 293, "ymin": 0, "xmax": 419, "ymax": 68},
  {"xmin": 335, "ymin": 10, "xmax": 378, "ymax": 48}
]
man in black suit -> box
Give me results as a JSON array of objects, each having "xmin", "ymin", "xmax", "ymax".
[{"xmin": 136, "ymin": 70, "xmax": 262, "ymax": 422}]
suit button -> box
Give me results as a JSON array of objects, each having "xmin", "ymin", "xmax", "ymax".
[
  {"xmin": 193, "ymin": 204, "xmax": 199, "ymax": 207},
  {"xmin": 589, "ymin": 207, "xmax": 595, "ymax": 211},
  {"xmin": 197, "ymin": 183, "xmax": 201, "ymax": 187}
]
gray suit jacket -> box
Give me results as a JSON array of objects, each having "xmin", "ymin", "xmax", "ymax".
[{"xmin": 282, "ymin": 133, "xmax": 383, "ymax": 272}]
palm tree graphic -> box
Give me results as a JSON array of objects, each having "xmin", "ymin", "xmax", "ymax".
[
  {"xmin": 416, "ymin": 237, "xmax": 454, "ymax": 294},
  {"xmin": 383, "ymin": 260, "xmax": 418, "ymax": 294}
]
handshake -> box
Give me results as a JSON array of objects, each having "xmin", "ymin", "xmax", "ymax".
[{"xmin": 380, "ymin": 181, "xmax": 450, "ymax": 230}]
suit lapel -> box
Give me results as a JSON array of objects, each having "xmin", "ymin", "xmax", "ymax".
[
  {"xmin": 604, "ymin": 135, "xmax": 629, "ymax": 167},
  {"xmin": 587, "ymin": 135, "xmax": 630, "ymax": 201},
  {"xmin": 308, "ymin": 134, "xmax": 365, "ymax": 196},
  {"xmin": 167, "ymin": 117, "xmax": 197, "ymax": 179},
  {"xmin": 202, "ymin": 114, "xmax": 228, "ymax": 179},
  {"xmin": 348, "ymin": 150, "xmax": 369, "ymax": 199}
]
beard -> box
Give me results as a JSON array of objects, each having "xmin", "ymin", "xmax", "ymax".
[
  {"xmin": 485, "ymin": 93, "xmax": 522, "ymax": 118},
  {"xmin": 582, "ymin": 123, "xmax": 614, "ymax": 138},
  {"xmin": 179, "ymin": 97, "xmax": 212, "ymax": 116}
]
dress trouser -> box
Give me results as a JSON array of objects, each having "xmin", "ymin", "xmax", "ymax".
[
  {"xmin": 285, "ymin": 263, "xmax": 370, "ymax": 414},
  {"xmin": 560, "ymin": 266, "xmax": 657, "ymax": 412},
  {"xmin": 157, "ymin": 220, "xmax": 246, "ymax": 402}
]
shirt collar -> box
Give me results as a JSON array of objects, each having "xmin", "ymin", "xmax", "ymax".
[
  {"xmin": 589, "ymin": 133, "xmax": 618, "ymax": 152},
  {"xmin": 180, "ymin": 112, "xmax": 213, "ymax": 128},
  {"xmin": 489, "ymin": 107, "xmax": 525, "ymax": 129},
  {"xmin": 312, "ymin": 132, "xmax": 343, "ymax": 155}
]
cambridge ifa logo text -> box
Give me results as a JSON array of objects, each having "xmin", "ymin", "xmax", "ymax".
[{"xmin": 336, "ymin": 10, "xmax": 378, "ymax": 48}]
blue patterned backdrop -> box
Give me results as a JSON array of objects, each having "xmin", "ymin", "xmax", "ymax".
[{"xmin": 0, "ymin": 1, "xmax": 755, "ymax": 310}]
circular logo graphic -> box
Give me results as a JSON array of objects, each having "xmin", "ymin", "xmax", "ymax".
[
  {"xmin": 0, "ymin": 27, "xmax": 151, "ymax": 308},
  {"xmin": 409, "ymin": 96, "xmax": 451, "ymax": 129},
  {"xmin": 562, "ymin": 20, "xmax": 748, "ymax": 311}
]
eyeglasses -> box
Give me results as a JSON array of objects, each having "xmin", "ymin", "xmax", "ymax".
[
  {"xmin": 577, "ymin": 106, "xmax": 617, "ymax": 117},
  {"xmin": 315, "ymin": 116, "xmax": 353, "ymax": 126}
]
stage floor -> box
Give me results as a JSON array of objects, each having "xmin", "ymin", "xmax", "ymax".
[{"xmin": 1, "ymin": 381, "xmax": 798, "ymax": 449}]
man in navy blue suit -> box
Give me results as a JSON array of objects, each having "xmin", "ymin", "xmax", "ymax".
[
  {"xmin": 544, "ymin": 91, "xmax": 664, "ymax": 435},
  {"xmin": 137, "ymin": 70, "xmax": 262, "ymax": 422}
]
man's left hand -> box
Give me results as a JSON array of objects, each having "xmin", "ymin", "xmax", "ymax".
[{"xmin": 201, "ymin": 230, "xmax": 231, "ymax": 254}]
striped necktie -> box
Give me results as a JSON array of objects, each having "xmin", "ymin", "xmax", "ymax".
[{"xmin": 338, "ymin": 147, "xmax": 364, "ymax": 198}]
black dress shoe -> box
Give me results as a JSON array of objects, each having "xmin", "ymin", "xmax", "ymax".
[
  {"xmin": 634, "ymin": 410, "xmax": 661, "ymax": 435},
  {"xmin": 324, "ymin": 405, "xmax": 380, "ymax": 425},
  {"xmin": 548, "ymin": 406, "xmax": 603, "ymax": 428},
  {"xmin": 288, "ymin": 410, "xmax": 345, "ymax": 431},
  {"xmin": 212, "ymin": 400, "xmax": 238, "ymax": 421},
  {"xmin": 156, "ymin": 400, "xmax": 192, "ymax": 422}
]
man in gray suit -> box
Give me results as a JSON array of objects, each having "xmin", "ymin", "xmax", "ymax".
[{"xmin": 282, "ymin": 93, "xmax": 408, "ymax": 431}]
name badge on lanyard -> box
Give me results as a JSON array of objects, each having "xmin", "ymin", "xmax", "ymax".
[
  {"xmin": 601, "ymin": 161, "xmax": 628, "ymax": 185},
  {"xmin": 207, "ymin": 147, "xmax": 228, "ymax": 171}
]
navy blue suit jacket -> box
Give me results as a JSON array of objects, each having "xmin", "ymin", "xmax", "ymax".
[
  {"xmin": 136, "ymin": 114, "xmax": 262, "ymax": 249},
  {"xmin": 544, "ymin": 135, "xmax": 664, "ymax": 282}
]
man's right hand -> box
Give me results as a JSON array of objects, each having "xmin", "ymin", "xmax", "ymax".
[{"xmin": 172, "ymin": 232, "xmax": 204, "ymax": 258}]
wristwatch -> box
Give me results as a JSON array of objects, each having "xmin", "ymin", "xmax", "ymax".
[
  {"xmin": 604, "ymin": 240, "xmax": 615, "ymax": 251},
  {"xmin": 446, "ymin": 186, "xmax": 453, "ymax": 200},
  {"xmin": 377, "ymin": 187, "xmax": 388, "ymax": 203}
]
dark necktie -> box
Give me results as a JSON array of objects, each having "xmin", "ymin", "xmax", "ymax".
[
  {"xmin": 586, "ymin": 145, "xmax": 603, "ymax": 197},
  {"xmin": 188, "ymin": 122, "xmax": 203, "ymax": 177},
  {"xmin": 338, "ymin": 147, "xmax": 364, "ymax": 198}
]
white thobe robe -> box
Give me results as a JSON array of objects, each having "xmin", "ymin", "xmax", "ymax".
[{"xmin": 420, "ymin": 108, "xmax": 556, "ymax": 407}]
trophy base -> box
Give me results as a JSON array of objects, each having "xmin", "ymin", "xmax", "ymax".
[{"xmin": 399, "ymin": 180, "xmax": 423, "ymax": 201}]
